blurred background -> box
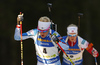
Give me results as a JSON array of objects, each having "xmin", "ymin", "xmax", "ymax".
[{"xmin": 0, "ymin": 0, "xmax": 100, "ymax": 65}]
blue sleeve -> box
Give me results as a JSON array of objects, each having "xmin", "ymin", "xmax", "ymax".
[
  {"xmin": 23, "ymin": 29, "xmax": 38, "ymax": 36},
  {"xmin": 62, "ymin": 36, "xmax": 67, "ymax": 41},
  {"xmin": 14, "ymin": 28, "xmax": 38, "ymax": 41}
]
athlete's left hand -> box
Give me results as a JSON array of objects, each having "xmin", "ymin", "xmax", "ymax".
[
  {"xmin": 52, "ymin": 35, "xmax": 59, "ymax": 43},
  {"xmin": 92, "ymin": 48, "xmax": 99, "ymax": 57}
]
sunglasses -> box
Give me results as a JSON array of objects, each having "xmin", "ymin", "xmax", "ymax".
[
  {"xmin": 38, "ymin": 30, "xmax": 48, "ymax": 33},
  {"xmin": 37, "ymin": 26, "xmax": 50, "ymax": 33},
  {"xmin": 68, "ymin": 34, "xmax": 77, "ymax": 37}
]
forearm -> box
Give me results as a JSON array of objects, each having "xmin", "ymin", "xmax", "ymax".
[
  {"xmin": 14, "ymin": 25, "xmax": 31, "ymax": 41},
  {"xmin": 86, "ymin": 43, "xmax": 99, "ymax": 57},
  {"xmin": 14, "ymin": 25, "xmax": 21, "ymax": 41}
]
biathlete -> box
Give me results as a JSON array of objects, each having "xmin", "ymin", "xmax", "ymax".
[
  {"xmin": 14, "ymin": 15, "xmax": 69, "ymax": 65},
  {"xmin": 62, "ymin": 24, "xmax": 99, "ymax": 65}
]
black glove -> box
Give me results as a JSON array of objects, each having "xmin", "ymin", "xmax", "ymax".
[{"xmin": 52, "ymin": 35, "xmax": 59, "ymax": 43}]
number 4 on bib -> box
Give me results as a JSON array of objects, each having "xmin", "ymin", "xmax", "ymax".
[{"xmin": 43, "ymin": 48, "xmax": 47, "ymax": 54}]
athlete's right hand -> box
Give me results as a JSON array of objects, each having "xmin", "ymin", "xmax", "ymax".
[{"xmin": 17, "ymin": 15, "xmax": 24, "ymax": 25}]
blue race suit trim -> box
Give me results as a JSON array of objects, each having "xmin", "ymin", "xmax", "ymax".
[
  {"xmin": 35, "ymin": 35, "xmax": 55, "ymax": 47},
  {"xmin": 62, "ymin": 57, "xmax": 83, "ymax": 65},
  {"xmin": 37, "ymin": 55, "xmax": 60, "ymax": 64}
]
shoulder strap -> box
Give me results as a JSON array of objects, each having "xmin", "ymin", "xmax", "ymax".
[
  {"xmin": 65, "ymin": 37, "xmax": 68, "ymax": 43},
  {"xmin": 78, "ymin": 36, "xmax": 81, "ymax": 51}
]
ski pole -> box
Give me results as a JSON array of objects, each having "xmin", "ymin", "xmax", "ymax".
[
  {"xmin": 95, "ymin": 57, "xmax": 98, "ymax": 65},
  {"xmin": 56, "ymin": 41, "xmax": 75, "ymax": 65},
  {"xmin": 78, "ymin": 13, "xmax": 83, "ymax": 35},
  {"xmin": 51, "ymin": 34, "xmax": 75, "ymax": 65},
  {"xmin": 47, "ymin": 3, "xmax": 57, "ymax": 31},
  {"xmin": 86, "ymin": 43, "xmax": 98, "ymax": 65},
  {"xmin": 19, "ymin": 12, "xmax": 24, "ymax": 65},
  {"xmin": 47, "ymin": 3, "xmax": 52, "ymax": 21}
]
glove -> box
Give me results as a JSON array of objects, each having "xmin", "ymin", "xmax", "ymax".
[
  {"xmin": 92, "ymin": 48, "xmax": 99, "ymax": 57},
  {"xmin": 17, "ymin": 15, "xmax": 24, "ymax": 25},
  {"xmin": 51, "ymin": 35, "xmax": 59, "ymax": 43}
]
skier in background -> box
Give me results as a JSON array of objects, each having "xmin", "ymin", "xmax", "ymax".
[
  {"xmin": 14, "ymin": 14, "xmax": 69, "ymax": 65},
  {"xmin": 62, "ymin": 24, "xmax": 99, "ymax": 65}
]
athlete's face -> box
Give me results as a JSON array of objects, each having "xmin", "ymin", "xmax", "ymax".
[
  {"xmin": 68, "ymin": 33, "xmax": 77, "ymax": 42},
  {"xmin": 39, "ymin": 30, "xmax": 49, "ymax": 38}
]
